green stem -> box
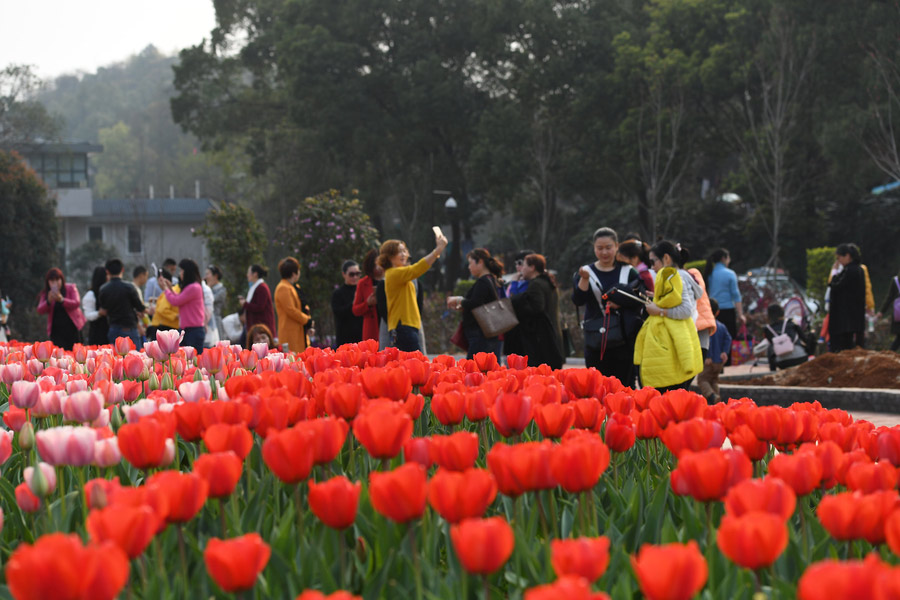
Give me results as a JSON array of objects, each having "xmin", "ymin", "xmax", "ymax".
[
  {"xmin": 483, "ymin": 574, "xmax": 490, "ymax": 600},
  {"xmin": 409, "ymin": 522, "xmax": 423, "ymax": 600},
  {"xmin": 177, "ymin": 524, "xmax": 188, "ymax": 595},
  {"xmin": 219, "ymin": 498, "xmax": 228, "ymax": 537}
]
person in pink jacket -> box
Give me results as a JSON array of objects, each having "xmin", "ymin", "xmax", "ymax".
[
  {"xmin": 36, "ymin": 267, "xmax": 86, "ymax": 350},
  {"xmin": 157, "ymin": 259, "xmax": 206, "ymax": 352}
]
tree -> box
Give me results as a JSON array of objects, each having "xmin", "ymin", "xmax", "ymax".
[
  {"xmin": 0, "ymin": 151, "xmax": 60, "ymax": 341},
  {"xmin": 67, "ymin": 240, "xmax": 118, "ymax": 292},
  {"xmin": 0, "ymin": 64, "xmax": 62, "ymax": 144},
  {"xmin": 193, "ymin": 202, "xmax": 267, "ymax": 311},
  {"xmin": 276, "ymin": 189, "xmax": 380, "ymax": 336}
]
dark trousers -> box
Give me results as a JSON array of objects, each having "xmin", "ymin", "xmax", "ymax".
[
  {"xmin": 181, "ymin": 327, "xmax": 205, "ymax": 353},
  {"xmin": 657, "ymin": 378, "xmax": 695, "ymax": 393},
  {"xmin": 829, "ymin": 331, "xmax": 863, "ymax": 353},
  {"xmin": 719, "ymin": 308, "xmax": 737, "ymax": 366},
  {"xmin": 892, "ymin": 335, "xmax": 900, "ymax": 352},
  {"xmin": 464, "ymin": 327, "xmax": 501, "ymax": 360},
  {"xmin": 108, "ymin": 324, "xmax": 140, "ymax": 349},
  {"xmin": 585, "ymin": 343, "xmax": 635, "ymax": 387},
  {"xmin": 391, "ymin": 323, "xmax": 421, "ymax": 352}
]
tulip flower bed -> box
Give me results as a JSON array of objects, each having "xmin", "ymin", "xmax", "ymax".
[{"xmin": 2, "ymin": 336, "xmax": 900, "ymax": 599}]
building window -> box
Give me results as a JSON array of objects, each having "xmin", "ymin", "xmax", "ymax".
[
  {"xmin": 23, "ymin": 152, "xmax": 89, "ymax": 189},
  {"xmin": 128, "ymin": 225, "xmax": 141, "ymax": 254},
  {"xmin": 88, "ymin": 225, "xmax": 103, "ymax": 242}
]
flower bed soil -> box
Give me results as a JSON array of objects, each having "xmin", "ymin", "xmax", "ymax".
[{"xmin": 729, "ymin": 348, "xmax": 900, "ymax": 389}]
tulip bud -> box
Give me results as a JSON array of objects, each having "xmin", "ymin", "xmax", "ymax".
[
  {"xmin": 193, "ymin": 368, "xmax": 203, "ymax": 382},
  {"xmin": 148, "ymin": 372, "xmax": 160, "ymax": 391},
  {"xmin": 89, "ymin": 483, "xmax": 108, "ymax": 510},
  {"xmin": 138, "ymin": 365, "xmax": 151, "ymax": 382},
  {"xmin": 356, "ymin": 536, "xmax": 367, "ymax": 563},
  {"xmin": 27, "ymin": 462, "xmax": 51, "ymax": 497},
  {"xmin": 161, "ymin": 373, "xmax": 174, "ymax": 391},
  {"xmin": 232, "ymin": 367, "xmax": 247, "ymax": 377},
  {"xmin": 18, "ymin": 422, "xmax": 35, "ymax": 451}
]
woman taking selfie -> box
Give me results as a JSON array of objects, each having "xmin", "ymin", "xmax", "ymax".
[
  {"xmin": 379, "ymin": 229, "xmax": 447, "ymax": 352},
  {"xmin": 36, "ymin": 267, "xmax": 85, "ymax": 350},
  {"xmin": 506, "ymin": 253, "xmax": 564, "ymax": 369}
]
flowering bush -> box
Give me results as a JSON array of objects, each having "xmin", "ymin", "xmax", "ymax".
[
  {"xmin": 277, "ymin": 190, "xmax": 380, "ymax": 329},
  {"xmin": 1, "ymin": 338, "xmax": 900, "ymax": 598}
]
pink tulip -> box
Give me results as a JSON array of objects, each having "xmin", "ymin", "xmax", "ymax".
[
  {"xmin": 181, "ymin": 346, "xmax": 197, "ymax": 362},
  {"xmin": 91, "ymin": 408, "xmax": 111, "ymax": 429},
  {"xmin": 252, "ymin": 342, "xmax": 269, "ymax": 359},
  {"xmin": 123, "ymin": 399, "xmax": 158, "ymax": 423},
  {"xmin": 31, "ymin": 342, "xmax": 53, "ymax": 362},
  {"xmin": 73, "ymin": 344, "xmax": 88, "ymax": 363},
  {"xmin": 33, "ymin": 391, "xmax": 63, "ymax": 418},
  {"xmin": 10, "ymin": 381, "xmax": 39, "ymax": 409},
  {"xmin": 144, "ymin": 340, "xmax": 168, "ymax": 362},
  {"xmin": 178, "ymin": 381, "xmax": 211, "ymax": 403},
  {"xmin": 65, "ymin": 379, "xmax": 89, "ymax": 394},
  {"xmin": 156, "ymin": 328, "xmax": 183, "ymax": 355},
  {"xmin": 35, "ymin": 426, "xmax": 97, "ymax": 466},
  {"xmin": 26, "ymin": 358, "xmax": 43, "ymax": 377},
  {"xmin": 24, "ymin": 462, "xmax": 58, "ymax": 495},
  {"xmin": 94, "ymin": 437, "xmax": 121, "ymax": 468},
  {"xmin": 161, "ymin": 438, "xmax": 176, "ymax": 467},
  {"xmin": 123, "ymin": 354, "xmax": 146, "ymax": 380},
  {"xmin": 61, "ymin": 391, "xmax": 104, "ymax": 424},
  {"xmin": 96, "ymin": 381, "xmax": 124, "ymax": 405},
  {"xmin": 0, "ymin": 430, "xmax": 11, "ymax": 465},
  {"xmin": 0, "ymin": 364, "xmax": 23, "ymax": 385},
  {"xmin": 113, "ymin": 336, "xmax": 136, "ymax": 356}
]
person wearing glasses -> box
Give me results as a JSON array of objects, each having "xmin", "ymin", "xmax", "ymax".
[
  {"xmin": 507, "ymin": 249, "xmax": 536, "ymax": 297},
  {"xmin": 331, "ymin": 260, "xmax": 365, "ymax": 348}
]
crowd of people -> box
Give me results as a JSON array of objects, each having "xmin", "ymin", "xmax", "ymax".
[{"xmin": 7, "ymin": 228, "xmax": 899, "ymax": 395}]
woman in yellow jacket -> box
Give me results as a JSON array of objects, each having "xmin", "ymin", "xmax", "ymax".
[
  {"xmin": 148, "ymin": 271, "xmax": 179, "ymax": 340},
  {"xmin": 379, "ymin": 230, "xmax": 448, "ymax": 352},
  {"xmin": 274, "ymin": 257, "xmax": 311, "ymax": 353},
  {"xmin": 635, "ymin": 241, "xmax": 703, "ymax": 391}
]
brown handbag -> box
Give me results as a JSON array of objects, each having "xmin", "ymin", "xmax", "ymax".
[{"xmin": 472, "ymin": 278, "xmax": 519, "ymax": 338}]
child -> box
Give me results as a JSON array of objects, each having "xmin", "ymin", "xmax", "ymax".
[
  {"xmin": 697, "ymin": 298, "xmax": 732, "ymax": 403},
  {"xmin": 764, "ymin": 304, "xmax": 808, "ymax": 370}
]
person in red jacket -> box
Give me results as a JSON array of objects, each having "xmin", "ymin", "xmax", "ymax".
[
  {"xmin": 352, "ymin": 249, "xmax": 383, "ymax": 342},
  {"xmin": 239, "ymin": 264, "xmax": 275, "ymax": 344},
  {"xmin": 36, "ymin": 267, "xmax": 86, "ymax": 350}
]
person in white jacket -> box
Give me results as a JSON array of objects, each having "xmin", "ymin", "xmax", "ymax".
[
  {"xmin": 81, "ymin": 266, "xmax": 109, "ymax": 346},
  {"xmin": 201, "ymin": 280, "xmax": 219, "ymax": 348}
]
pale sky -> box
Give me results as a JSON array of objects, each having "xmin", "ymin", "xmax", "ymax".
[{"xmin": 0, "ymin": 0, "xmax": 218, "ymax": 80}]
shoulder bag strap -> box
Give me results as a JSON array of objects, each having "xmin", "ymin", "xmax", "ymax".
[
  {"xmin": 584, "ymin": 265, "xmax": 605, "ymax": 308},
  {"xmin": 895, "ymin": 277, "xmax": 900, "ymax": 293},
  {"xmin": 618, "ymin": 265, "xmax": 631, "ymax": 286}
]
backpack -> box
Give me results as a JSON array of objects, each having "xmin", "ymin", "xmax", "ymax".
[
  {"xmin": 894, "ymin": 277, "xmax": 900, "ymax": 322},
  {"xmin": 766, "ymin": 320, "xmax": 795, "ymax": 357}
]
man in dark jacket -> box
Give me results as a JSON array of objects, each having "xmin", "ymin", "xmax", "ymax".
[
  {"xmin": 331, "ymin": 260, "xmax": 364, "ymax": 347},
  {"xmin": 507, "ymin": 254, "xmax": 564, "ymax": 369}
]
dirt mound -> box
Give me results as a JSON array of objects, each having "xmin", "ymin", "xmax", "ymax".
[{"xmin": 729, "ymin": 349, "xmax": 900, "ymax": 389}]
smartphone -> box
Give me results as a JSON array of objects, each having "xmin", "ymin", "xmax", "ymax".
[
  {"xmin": 432, "ymin": 226, "xmax": 444, "ymax": 238},
  {"xmin": 49, "ymin": 282, "xmax": 60, "ymax": 294}
]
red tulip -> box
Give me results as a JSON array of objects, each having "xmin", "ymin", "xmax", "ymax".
[
  {"xmin": 649, "ymin": 389, "xmax": 706, "ymax": 428},
  {"xmin": 117, "ymin": 419, "xmax": 169, "ymax": 470},
  {"xmin": 87, "ymin": 504, "xmax": 159, "ymax": 558},
  {"xmin": 573, "ymin": 398, "xmax": 606, "ymax": 432},
  {"xmin": 202, "ymin": 423, "xmax": 253, "ymax": 460},
  {"xmin": 360, "ymin": 366, "xmax": 411, "ymax": 400},
  {"xmin": 295, "ymin": 592, "xmax": 362, "ymax": 600},
  {"xmin": 876, "ymin": 428, "xmax": 900, "ymax": 466},
  {"xmin": 352, "ymin": 402, "xmax": 413, "ymax": 459},
  {"xmin": 507, "ymin": 354, "xmax": 529, "ymax": 370},
  {"xmin": 724, "ymin": 477, "xmax": 796, "ymax": 521},
  {"xmin": 324, "ymin": 383, "xmax": 363, "ymax": 420},
  {"xmin": 631, "ymin": 541, "xmax": 707, "ymax": 600},
  {"xmin": 604, "ymin": 391, "xmax": 634, "ymax": 415},
  {"xmin": 717, "ymin": 511, "xmax": 788, "ymax": 569},
  {"xmin": 662, "ymin": 418, "xmax": 725, "ymax": 458},
  {"xmin": 535, "ymin": 403, "xmax": 576, "ymax": 439},
  {"xmin": 464, "ymin": 389, "xmax": 493, "ymax": 422},
  {"xmin": 431, "ymin": 390, "xmax": 467, "ymax": 426},
  {"xmin": 193, "ymin": 451, "xmax": 243, "ymax": 498},
  {"xmin": 3, "ymin": 405, "xmax": 28, "ymax": 432},
  {"xmin": 430, "ymin": 431, "xmax": 479, "ymax": 471},
  {"xmin": 604, "ymin": 412, "xmax": 636, "ymax": 452},
  {"xmin": 817, "ymin": 490, "xmax": 900, "ymax": 544},
  {"xmin": 524, "ymin": 575, "xmax": 610, "ymax": 600},
  {"xmin": 489, "ymin": 393, "xmax": 533, "ymax": 438},
  {"xmin": 727, "ymin": 425, "xmax": 769, "ymax": 461},
  {"xmin": 634, "ymin": 409, "xmax": 661, "ymax": 440},
  {"xmin": 6, "ymin": 534, "xmax": 129, "ymax": 600},
  {"xmin": 262, "ymin": 426, "xmax": 315, "ymax": 484},
  {"xmin": 885, "ymin": 508, "xmax": 900, "ymax": 556},
  {"xmin": 767, "ymin": 452, "xmax": 823, "ymax": 496},
  {"xmin": 551, "ymin": 536, "xmax": 611, "ymax": 582},
  {"xmin": 198, "ymin": 346, "xmax": 226, "ymax": 374},
  {"xmin": 563, "ymin": 369, "xmax": 603, "ymax": 399},
  {"xmin": 670, "ymin": 448, "xmax": 752, "ymax": 502},
  {"xmin": 369, "ymin": 462, "xmax": 427, "ymax": 523},
  {"xmin": 147, "ymin": 470, "xmax": 208, "ymax": 524},
  {"xmin": 798, "ymin": 440, "xmax": 844, "ymax": 488},
  {"xmin": 450, "ymin": 516, "xmax": 514, "ymax": 574},
  {"xmin": 845, "ymin": 460, "xmax": 898, "ymax": 493},
  {"xmin": 427, "ymin": 468, "xmax": 497, "ymax": 523},
  {"xmin": 308, "ymin": 476, "xmax": 361, "ymax": 530},
  {"xmin": 204, "ymin": 533, "xmax": 270, "ymax": 592},
  {"xmin": 174, "ymin": 402, "xmax": 205, "ymax": 442},
  {"xmin": 797, "ymin": 555, "xmax": 889, "ymax": 600},
  {"xmin": 15, "ymin": 482, "xmax": 41, "ymax": 513},
  {"xmin": 550, "ymin": 437, "xmax": 610, "ymax": 493},
  {"xmin": 295, "ymin": 417, "xmax": 349, "ymax": 465},
  {"xmin": 403, "ymin": 436, "xmax": 434, "ymax": 468},
  {"xmin": 472, "ymin": 352, "xmax": 500, "ymax": 373}
]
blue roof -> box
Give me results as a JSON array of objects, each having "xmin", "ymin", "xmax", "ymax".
[{"xmin": 92, "ymin": 198, "xmax": 215, "ymax": 222}]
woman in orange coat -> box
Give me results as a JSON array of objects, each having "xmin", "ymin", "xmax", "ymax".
[
  {"xmin": 352, "ymin": 249, "xmax": 383, "ymax": 342},
  {"xmin": 274, "ymin": 257, "xmax": 311, "ymax": 353}
]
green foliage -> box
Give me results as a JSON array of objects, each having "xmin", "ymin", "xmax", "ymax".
[
  {"xmin": 806, "ymin": 247, "xmax": 836, "ymax": 303},
  {"xmin": 0, "ymin": 64, "xmax": 63, "ymax": 144},
  {"xmin": 0, "ymin": 151, "xmax": 59, "ymax": 341},
  {"xmin": 66, "ymin": 240, "xmax": 118, "ymax": 291},
  {"xmin": 684, "ymin": 260, "xmax": 706, "ymax": 273},
  {"xmin": 276, "ymin": 190, "xmax": 380, "ymax": 326},
  {"xmin": 194, "ymin": 202, "xmax": 267, "ymax": 310},
  {"xmin": 452, "ymin": 280, "xmax": 476, "ymax": 298}
]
